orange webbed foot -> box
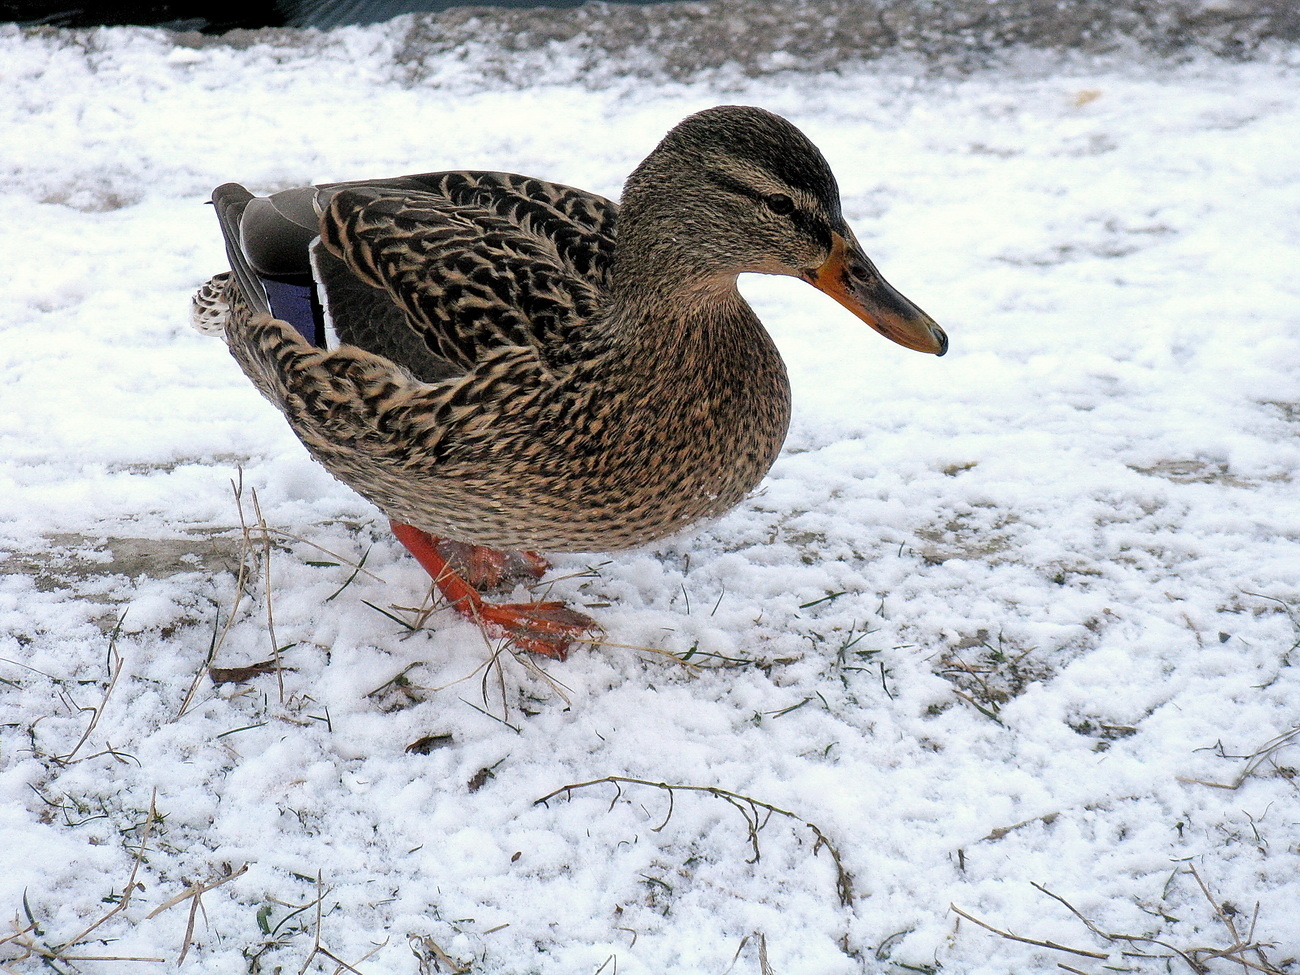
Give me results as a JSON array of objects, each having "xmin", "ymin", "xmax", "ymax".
[
  {"xmin": 474, "ymin": 600, "xmax": 599, "ymax": 659},
  {"xmin": 390, "ymin": 522, "xmax": 596, "ymax": 659},
  {"xmin": 431, "ymin": 538, "xmax": 551, "ymax": 591}
]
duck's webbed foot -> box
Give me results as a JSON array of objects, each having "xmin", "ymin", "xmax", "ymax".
[
  {"xmin": 390, "ymin": 521, "xmax": 597, "ymax": 659},
  {"xmin": 430, "ymin": 537, "xmax": 551, "ymax": 592}
]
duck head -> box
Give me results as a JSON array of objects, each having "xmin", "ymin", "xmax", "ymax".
[{"xmin": 616, "ymin": 105, "xmax": 947, "ymax": 356}]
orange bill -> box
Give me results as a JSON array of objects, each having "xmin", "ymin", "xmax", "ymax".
[{"xmin": 802, "ymin": 229, "xmax": 947, "ymax": 356}]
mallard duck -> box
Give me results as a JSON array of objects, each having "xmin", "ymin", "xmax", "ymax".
[{"xmin": 193, "ymin": 105, "xmax": 946, "ymax": 658}]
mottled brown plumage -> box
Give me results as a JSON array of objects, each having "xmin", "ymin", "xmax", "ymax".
[{"xmin": 193, "ymin": 105, "xmax": 946, "ymax": 656}]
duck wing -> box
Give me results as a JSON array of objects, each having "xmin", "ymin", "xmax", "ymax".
[
  {"xmin": 206, "ymin": 173, "xmax": 623, "ymax": 543},
  {"xmin": 214, "ymin": 172, "xmax": 619, "ymax": 383}
]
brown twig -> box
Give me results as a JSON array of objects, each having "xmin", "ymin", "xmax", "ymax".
[
  {"xmin": 1025, "ymin": 882, "xmax": 1203, "ymax": 971},
  {"xmin": 534, "ymin": 775, "xmax": 854, "ymax": 907},
  {"xmin": 956, "ymin": 874, "xmax": 1287, "ymax": 975},
  {"xmin": 949, "ymin": 903, "xmax": 1109, "ymax": 961}
]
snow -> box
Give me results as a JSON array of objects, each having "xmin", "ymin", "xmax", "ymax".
[{"xmin": 2, "ymin": 13, "xmax": 1299, "ymax": 975}]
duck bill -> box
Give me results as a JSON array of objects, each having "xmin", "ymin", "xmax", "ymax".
[{"xmin": 803, "ymin": 230, "xmax": 948, "ymax": 356}]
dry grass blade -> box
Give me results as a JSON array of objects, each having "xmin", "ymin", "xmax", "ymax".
[
  {"xmin": 176, "ymin": 473, "xmax": 391, "ymax": 718},
  {"xmin": 0, "ymin": 922, "xmax": 38, "ymax": 951},
  {"xmin": 1, "ymin": 791, "xmax": 167, "ymax": 967},
  {"xmin": 179, "ymin": 471, "xmax": 362, "ymax": 717},
  {"xmin": 320, "ymin": 941, "xmax": 385, "ymax": 975},
  {"xmin": 1186, "ymin": 865, "xmax": 1281, "ymax": 975},
  {"xmin": 248, "ymin": 487, "xmax": 286, "ymax": 705},
  {"xmin": 534, "ymin": 775, "xmax": 854, "ymax": 908},
  {"xmin": 409, "ymin": 934, "xmax": 470, "ymax": 974},
  {"xmin": 955, "ymin": 873, "xmax": 1290, "ymax": 975},
  {"xmin": 571, "ymin": 634, "xmax": 705, "ymax": 671},
  {"xmin": 209, "ymin": 658, "xmax": 292, "ymax": 685},
  {"xmin": 297, "ymin": 871, "xmax": 326, "ymax": 975},
  {"xmin": 62, "ymin": 790, "xmax": 158, "ymax": 950},
  {"xmin": 1241, "ymin": 591, "xmax": 1300, "ymax": 655},
  {"xmin": 982, "ymin": 811, "xmax": 1060, "ymax": 841},
  {"xmin": 949, "ymin": 688, "xmax": 1004, "ymax": 725},
  {"xmin": 384, "ymin": 606, "xmax": 580, "ymax": 719},
  {"xmin": 144, "ymin": 863, "xmax": 249, "ymax": 964},
  {"xmin": 290, "ymin": 872, "xmax": 385, "ymax": 975},
  {"xmin": 724, "ymin": 932, "xmax": 775, "ymax": 975},
  {"xmin": 758, "ymin": 932, "xmax": 774, "ymax": 975},
  {"xmin": 174, "ymin": 602, "xmax": 222, "ymax": 720},
  {"xmin": 176, "ymin": 472, "xmax": 256, "ymax": 720},
  {"xmin": 1179, "ymin": 724, "xmax": 1300, "ymax": 790},
  {"xmin": 56, "ymin": 614, "xmax": 126, "ymax": 764},
  {"xmin": 259, "ymin": 529, "xmax": 385, "ymax": 588},
  {"xmin": 1024, "ymin": 882, "xmax": 1203, "ymax": 970},
  {"xmin": 949, "ymin": 903, "xmax": 1109, "ymax": 961}
]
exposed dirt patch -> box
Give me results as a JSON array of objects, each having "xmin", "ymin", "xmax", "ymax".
[{"xmin": 3, "ymin": 531, "xmax": 244, "ymax": 591}]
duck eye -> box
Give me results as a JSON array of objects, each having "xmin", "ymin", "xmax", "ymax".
[{"xmin": 765, "ymin": 193, "xmax": 795, "ymax": 215}]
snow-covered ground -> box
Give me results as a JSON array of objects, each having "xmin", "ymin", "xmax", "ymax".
[{"xmin": 1, "ymin": 13, "xmax": 1298, "ymax": 975}]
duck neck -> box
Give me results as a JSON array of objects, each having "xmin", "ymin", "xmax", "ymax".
[
  {"xmin": 607, "ymin": 269, "xmax": 751, "ymax": 361},
  {"xmin": 608, "ymin": 214, "xmax": 745, "ymax": 333},
  {"xmin": 603, "ymin": 205, "xmax": 788, "ymax": 393}
]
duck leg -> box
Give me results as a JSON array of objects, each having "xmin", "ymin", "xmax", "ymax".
[
  {"xmin": 389, "ymin": 521, "xmax": 597, "ymax": 659},
  {"xmin": 428, "ymin": 537, "xmax": 552, "ymax": 591}
]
